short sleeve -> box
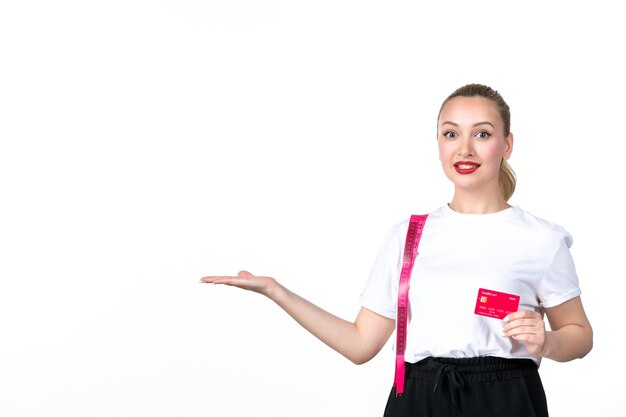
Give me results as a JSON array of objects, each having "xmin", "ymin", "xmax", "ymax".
[
  {"xmin": 537, "ymin": 231, "xmax": 581, "ymax": 308},
  {"xmin": 359, "ymin": 222, "xmax": 406, "ymax": 319}
]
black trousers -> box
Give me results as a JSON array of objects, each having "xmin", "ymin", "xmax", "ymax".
[{"xmin": 383, "ymin": 357, "xmax": 549, "ymax": 417}]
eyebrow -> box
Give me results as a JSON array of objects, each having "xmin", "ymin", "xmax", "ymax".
[{"xmin": 440, "ymin": 121, "xmax": 496, "ymax": 128}]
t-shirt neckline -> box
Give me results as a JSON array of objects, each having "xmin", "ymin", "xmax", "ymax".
[{"xmin": 442, "ymin": 203, "xmax": 519, "ymax": 221}]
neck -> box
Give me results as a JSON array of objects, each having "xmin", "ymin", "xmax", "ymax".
[{"xmin": 449, "ymin": 189, "xmax": 511, "ymax": 214}]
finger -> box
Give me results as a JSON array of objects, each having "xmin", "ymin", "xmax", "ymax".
[
  {"xmin": 503, "ymin": 318, "xmax": 541, "ymax": 332},
  {"xmin": 503, "ymin": 323, "xmax": 542, "ymax": 336},
  {"xmin": 200, "ymin": 276, "xmax": 222, "ymax": 283},
  {"xmin": 506, "ymin": 332, "xmax": 545, "ymax": 354},
  {"xmin": 503, "ymin": 325, "xmax": 543, "ymax": 338},
  {"xmin": 508, "ymin": 333, "xmax": 533, "ymax": 342},
  {"xmin": 200, "ymin": 275, "xmax": 238, "ymax": 283},
  {"xmin": 503, "ymin": 310, "xmax": 539, "ymax": 323},
  {"xmin": 504, "ymin": 326, "xmax": 536, "ymax": 336},
  {"xmin": 207, "ymin": 277, "xmax": 246, "ymax": 287}
]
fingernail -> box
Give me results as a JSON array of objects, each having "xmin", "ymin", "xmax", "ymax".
[{"xmin": 503, "ymin": 316, "xmax": 509, "ymax": 322}]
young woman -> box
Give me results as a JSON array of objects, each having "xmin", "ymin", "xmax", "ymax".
[{"xmin": 201, "ymin": 84, "xmax": 593, "ymax": 417}]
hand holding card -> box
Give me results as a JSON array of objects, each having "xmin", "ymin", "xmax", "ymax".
[{"xmin": 474, "ymin": 288, "xmax": 520, "ymax": 320}]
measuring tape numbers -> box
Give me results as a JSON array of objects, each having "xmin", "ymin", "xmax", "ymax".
[{"xmin": 394, "ymin": 214, "xmax": 428, "ymax": 397}]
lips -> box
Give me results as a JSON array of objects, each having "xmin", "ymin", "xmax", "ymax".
[{"xmin": 453, "ymin": 161, "xmax": 480, "ymax": 174}]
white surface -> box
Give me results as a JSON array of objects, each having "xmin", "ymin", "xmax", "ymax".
[{"xmin": 0, "ymin": 1, "xmax": 622, "ymax": 416}]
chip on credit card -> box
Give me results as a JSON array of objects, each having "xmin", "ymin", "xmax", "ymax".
[{"xmin": 474, "ymin": 288, "xmax": 520, "ymax": 320}]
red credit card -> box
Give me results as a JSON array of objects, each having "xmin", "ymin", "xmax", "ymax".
[{"xmin": 474, "ymin": 288, "xmax": 520, "ymax": 320}]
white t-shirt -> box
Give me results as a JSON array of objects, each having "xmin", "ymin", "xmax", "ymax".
[{"xmin": 359, "ymin": 205, "xmax": 581, "ymax": 366}]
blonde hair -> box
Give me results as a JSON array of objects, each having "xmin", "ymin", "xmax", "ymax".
[{"xmin": 438, "ymin": 83, "xmax": 517, "ymax": 201}]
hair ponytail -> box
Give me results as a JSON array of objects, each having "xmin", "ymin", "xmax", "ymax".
[{"xmin": 499, "ymin": 159, "xmax": 516, "ymax": 202}]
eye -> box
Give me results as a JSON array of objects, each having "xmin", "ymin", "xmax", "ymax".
[
  {"xmin": 442, "ymin": 131, "xmax": 457, "ymax": 139},
  {"xmin": 475, "ymin": 131, "xmax": 491, "ymax": 139}
]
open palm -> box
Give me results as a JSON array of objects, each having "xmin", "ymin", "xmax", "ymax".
[{"xmin": 200, "ymin": 270, "xmax": 277, "ymax": 297}]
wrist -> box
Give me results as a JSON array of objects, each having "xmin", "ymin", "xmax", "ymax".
[
  {"xmin": 265, "ymin": 278, "xmax": 284, "ymax": 302},
  {"xmin": 540, "ymin": 331, "xmax": 556, "ymax": 358}
]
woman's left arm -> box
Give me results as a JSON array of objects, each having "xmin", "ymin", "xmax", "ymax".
[{"xmin": 503, "ymin": 296, "xmax": 593, "ymax": 362}]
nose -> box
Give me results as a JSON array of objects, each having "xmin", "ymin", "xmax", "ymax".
[{"xmin": 457, "ymin": 136, "xmax": 474, "ymax": 157}]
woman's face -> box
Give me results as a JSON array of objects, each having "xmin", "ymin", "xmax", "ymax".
[{"xmin": 437, "ymin": 96, "xmax": 513, "ymax": 194}]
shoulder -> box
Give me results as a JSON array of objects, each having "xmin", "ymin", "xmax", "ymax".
[
  {"xmin": 383, "ymin": 217, "xmax": 411, "ymax": 246},
  {"xmin": 512, "ymin": 206, "xmax": 574, "ymax": 248}
]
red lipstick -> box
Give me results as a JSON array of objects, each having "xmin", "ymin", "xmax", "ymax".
[{"xmin": 453, "ymin": 161, "xmax": 480, "ymax": 174}]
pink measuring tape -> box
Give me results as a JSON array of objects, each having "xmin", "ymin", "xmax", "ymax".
[{"xmin": 394, "ymin": 214, "xmax": 428, "ymax": 397}]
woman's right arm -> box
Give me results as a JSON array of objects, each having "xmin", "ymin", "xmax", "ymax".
[{"xmin": 201, "ymin": 270, "xmax": 395, "ymax": 365}]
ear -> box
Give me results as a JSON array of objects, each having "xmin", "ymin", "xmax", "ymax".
[{"xmin": 503, "ymin": 133, "xmax": 514, "ymax": 160}]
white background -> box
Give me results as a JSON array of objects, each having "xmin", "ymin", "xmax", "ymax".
[{"xmin": 0, "ymin": 1, "xmax": 624, "ymax": 416}]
